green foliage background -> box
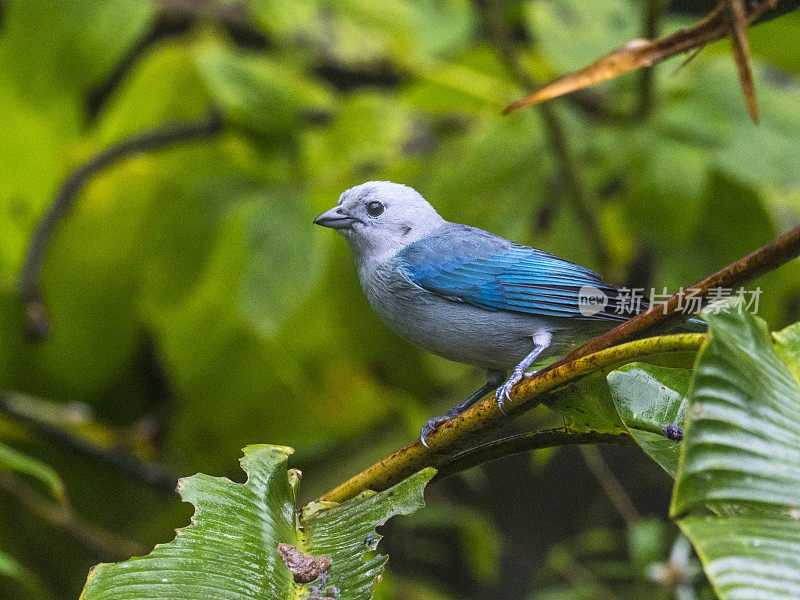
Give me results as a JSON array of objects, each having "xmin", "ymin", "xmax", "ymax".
[{"xmin": 0, "ymin": 0, "xmax": 799, "ymax": 599}]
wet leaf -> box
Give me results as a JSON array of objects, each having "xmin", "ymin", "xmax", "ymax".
[
  {"xmin": 672, "ymin": 310, "xmax": 800, "ymax": 599},
  {"xmin": 608, "ymin": 364, "xmax": 690, "ymax": 477},
  {"xmin": 81, "ymin": 445, "xmax": 435, "ymax": 600}
]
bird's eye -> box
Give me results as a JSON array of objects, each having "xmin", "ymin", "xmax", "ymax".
[{"xmin": 366, "ymin": 200, "xmax": 385, "ymax": 217}]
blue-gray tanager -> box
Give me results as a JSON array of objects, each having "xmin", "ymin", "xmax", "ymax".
[{"xmin": 315, "ymin": 181, "xmax": 656, "ymax": 445}]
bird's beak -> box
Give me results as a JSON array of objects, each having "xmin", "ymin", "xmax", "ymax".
[{"xmin": 313, "ymin": 206, "xmax": 357, "ymax": 229}]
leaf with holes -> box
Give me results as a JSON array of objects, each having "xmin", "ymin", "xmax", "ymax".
[{"xmin": 80, "ymin": 445, "xmax": 434, "ymax": 600}]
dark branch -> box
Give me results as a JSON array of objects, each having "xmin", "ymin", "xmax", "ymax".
[
  {"xmin": 0, "ymin": 473, "xmax": 147, "ymax": 561},
  {"xmin": 87, "ymin": 15, "xmax": 193, "ymax": 121},
  {"xmin": 636, "ymin": 0, "xmax": 669, "ymax": 118},
  {"xmin": 578, "ymin": 444, "xmax": 641, "ymax": 527},
  {"xmin": 89, "ymin": 3, "xmax": 270, "ymax": 120},
  {"xmin": 19, "ymin": 107, "xmax": 224, "ymax": 340},
  {"xmin": 505, "ymin": 0, "xmax": 800, "ymax": 113},
  {"xmin": 542, "ymin": 224, "xmax": 800, "ymax": 372},
  {"xmin": 434, "ymin": 428, "xmax": 635, "ymax": 480},
  {"xmin": 728, "ymin": 0, "xmax": 759, "ymax": 123},
  {"xmin": 0, "ymin": 394, "xmax": 177, "ymax": 495}
]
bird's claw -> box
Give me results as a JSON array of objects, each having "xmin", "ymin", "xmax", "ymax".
[
  {"xmin": 495, "ymin": 370, "xmax": 525, "ymax": 414},
  {"xmin": 495, "ymin": 385, "xmax": 512, "ymax": 415},
  {"xmin": 420, "ymin": 416, "xmax": 448, "ymax": 448}
]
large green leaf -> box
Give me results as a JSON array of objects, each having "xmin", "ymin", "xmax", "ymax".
[
  {"xmin": 194, "ymin": 43, "xmax": 318, "ymax": 146},
  {"xmin": 80, "ymin": 445, "xmax": 435, "ymax": 600},
  {"xmin": 238, "ymin": 187, "xmax": 324, "ymax": 337},
  {"xmin": 679, "ymin": 515, "xmax": 800, "ymax": 600},
  {"xmin": 546, "ymin": 372, "xmax": 626, "ymax": 435},
  {"xmin": 672, "ymin": 311, "xmax": 800, "ymax": 600},
  {"xmin": 672, "ymin": 314, "xmax": 800, "ymax": 511}
]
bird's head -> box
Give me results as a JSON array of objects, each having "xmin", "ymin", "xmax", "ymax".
[{"xmin": 314, "ymin": 181, "xmax": 445, "ymax": 260}]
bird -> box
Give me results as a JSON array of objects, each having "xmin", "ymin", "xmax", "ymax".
[{"xmin": 314, "ymin": 181, "xmax": 685, "ymax": 446}]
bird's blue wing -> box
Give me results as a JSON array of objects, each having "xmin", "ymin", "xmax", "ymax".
[{"xmin": 398, "ymin": 225, "xmax": 631, "ymax": 321}]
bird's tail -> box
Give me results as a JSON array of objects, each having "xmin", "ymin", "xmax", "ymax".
[
  {"xmin": 664, "ymin": 316, "xmax": 707, "ymax": 334},
  {"xmin": 679, "ymin": 316, "xmax": 707, "ymax": 333}
]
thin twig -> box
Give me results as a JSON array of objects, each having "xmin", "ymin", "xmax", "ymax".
[
  {"xmin": 505, "ymin": 0, "xmax": 800, "ymax": 113},
  {"xmin": 474, "ymin": 0, "xmax": 611, "ymax": 271},
  {"xmin": 636, "ymin": 0, "xmax": 669, "ymax": 118},
  {"xmin": 728, "ymin": 0, "xmax": 759, "ymax": 123},
  {"xmin": 579, "ymin": 445, "xmax": 641, "ymax": 527},
  {"xmin": 0, "ymin": 473, "xmax": 147, "ymax": 560},
  {"xmin": 0, "ymin": 394, "xmax": 177, "ymax": 495},
  {"xmin": 434, "ymin": 428, "xmax": 635, "ymax": 480},
  {"xmin": 19, "ymin": 106, "xmax": 225, "ymax": 340},
  {"xmin": 320, "ymin": 225, "xmax": 800, "ymax": 503}
]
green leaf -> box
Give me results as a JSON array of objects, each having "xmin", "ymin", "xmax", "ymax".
[
  {"xmin": 546, "ymin": 372, "xmax": 626, "ymax": 435},
  {"xmin": 774, "ymin": 321, "xmax": 800, "ymax": 381},
  {"xmin": 672, "ymin": 310, "xmax": 800, "ymax": 600},
  {"xmin": 547, "ymin": 364, "xmax": 690, "ymax": 477},
  {"xmin": 194, "ymin": 43, "xmax": 314, "ymax": 146},
  {"xmin": 238, "ymin": 187, "xmax": 323, "ymax": 337},
  {"xmin": 0, "ymin": 0, "xmax": 154, "ymax": 103},
  {"xmin": 0, "ymin": 548, "xmax": 50, "ymax": 599},
  {"xmin": 80, "ymin": 445, "xmax": 435, "ymax": 600},
  {"xmin": 524, "ymin": 0, "xmax": 639, "ymax": 73},
  {"xmin": 0, "ymin": 442, "xmax": 65, "ymax": 502},
  {"xmin": 679, "ymin": 515, "xmax": 800, "ymax": 600},
  {"xmin": 621, "ymin": 129, "xmax": 710, "ymax": 247},
  {"xmin": 749, "ymin": 12, "xmax": 800, "ymax": 73},
  {"xmin": 627, "ymin": 518, "xmax": 670, "ymax": 572},
  {"xmin": 608, "ymin": 364, "xmax": 690, "ymax": 477},
  {"xmin": 672, "ymin": 312, "xmax": 800, "ymax": 512}
]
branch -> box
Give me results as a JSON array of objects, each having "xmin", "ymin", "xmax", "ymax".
[
  {"xmin": 89, "ymin": 3, "xmax": 270, "ymax": 119},
  {"xmin": 434, "ymin": 428, "xmax": 635, "ymax": 480},
  {"xmin": 728, "ymin": 0, "xmax": 759, "ymax": 123},
  {"xmin": 504, "ymin": 0, "xmax": 800, "ymax": 114},
  {"xmin": 636, "ymin": 0, "xmax": 670, "ymax": 118},
  {"xmin": 320, "ymin": 333, "xmax": 705, "ymax": 502},
  {"xmin": 0, "ymin": 473, "xmax": 147, "ymax": 561},
  {"xmin": 320, "ymin": 224, "xmax": 800, "ymax": 503},
  {"xmin": 543, "ymin": 223, "xmax": 800, "ymax": 371},
  {"xmin": 579, "ymin": 445, "xmax": 641, "ymax": 527},
  {"xmin": 18, "ymin": 107, "xmax": 224, "ymax": 340},
  {"xmin": 474, "ymin": 0, "xmax": 612, "ymax": 271},
  {"xmin": 0, "ymin": 394, "xmax": 177, "ymax": 495}
]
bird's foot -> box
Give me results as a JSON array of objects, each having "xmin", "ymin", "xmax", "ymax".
[
  {"xmin": 420, "ymin": 416, "xmax": 449, "ymax": 448},
  {"xmin": 495, "ymin": 369, "xmax": 533, "ymax": 414},
  {"xmin": 419, "ymin": 370, "xmax": 507, "ymax": 448},
  {"xmin": 663, "ymin": 424, "xmax": 684, "ymax": 441}
]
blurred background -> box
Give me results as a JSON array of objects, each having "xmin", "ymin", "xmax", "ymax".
[{"xmin": 1, "ymin": 1, "xmax": 799, "ymax": 599}]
